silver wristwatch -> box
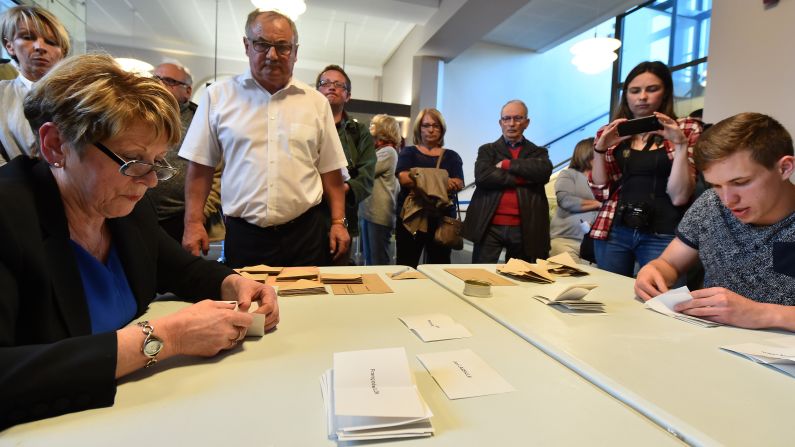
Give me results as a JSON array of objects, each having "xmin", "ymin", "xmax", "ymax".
[{"xmin": 137, "ymin": 320, "xmax": 163, "ymax": 368}]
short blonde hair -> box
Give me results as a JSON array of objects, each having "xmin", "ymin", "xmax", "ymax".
[
  {"xmin": 569, "ymin": 137, "xmax": 594, "ymax": 172},
  {"xmin": 370, "ymin": 114, "xmax": 401, "ymax": 147},
  {"xmin": 1, "ymin": 5, "xmax": 71, "ymax": 62},
  {"xmin": 24, "ymin": 53, "xmax": 181, "ymax": 152},
  {"xmin": 412, "ymin": 108, "xmax": 446, "ymax": 146}
]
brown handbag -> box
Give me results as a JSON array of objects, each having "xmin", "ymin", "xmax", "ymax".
[{"xmin": 434, "ymin": 195, "xmax": 464, "ymax": 250}]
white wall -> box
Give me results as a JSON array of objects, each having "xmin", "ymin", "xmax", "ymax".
[
  {"xmin": 704, "ymin": 0, "xmax": 795, "ymax": 131},
  {"xmin": 440, "ymin": 37, "xmax": 613, "ymax": 182}
]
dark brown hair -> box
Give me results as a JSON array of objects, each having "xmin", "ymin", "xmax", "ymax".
[
  {"xmin": 569, "ymin": 137, "xmax": 595, "ymax": 172},
  {"xmin": 613, "ymin": 61, "xmax": 676, "ymax": 120},
  {"xmin": 316, "ymin": 64, "xmax": 351, "ymax": 93}
]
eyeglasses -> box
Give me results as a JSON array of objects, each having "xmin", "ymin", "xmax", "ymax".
[
  {"xmin": 94, "ymin": 142, "xmax": 177, "ymax": 181},
  {"xmin": 420, "ymin": 123, "xmax": 441, "ymax": 130},
  {"xmin": 317, "ymin": 79, "xmax": 348, "ymax": 91},
  {"xmin": 248, "ymin": 39, "xmax": 294, "ymax": 56},
  {"xmin": 500, "ymin": 115, "xmax": 527, "ymax": 123},
  {"xmin": 153, "ymin": 75, "xmax": 190, "ymax": 88}
]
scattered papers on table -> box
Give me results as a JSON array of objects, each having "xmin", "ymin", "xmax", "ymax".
[
  {"xmin": 220, "ymin": 301, "xmax": 266, "ymax": 336},
  {"xmin": 391, "ymin": 269, "xmax": 427, "ymax": 280},
  {"xmin": 399, "ymin": 314, "xmax": 472, "ymax": 342},
  {"xmin": 277, "ymin": 279, "xmax": 328, "ymax": 297},
  {"xmin": 721, "ymin": 337, "xmax": 795, "ymax": 377},
  {"xmin": 533, "ymin": 283, "xmax": 605, "ymax": 313},
  {"xmin": 330, "ymin": 274, "xmax": 394, "ymax": 295},
  {"xmin": 320, "ymin": 347, "xmax": 434, "ymax": 441},
  {"xmin": 444, "ymin": 268, "xmax": 515, "ymax": 286},
  {"xmin": 416, "ymin": 349, "xmax": 515, "ymax": 399},
  {"xmin": 541, "ymin": 252, "xmax": 590, "ymax": 277},
  {"xmin": 275, "ymin": 268, "xmax": 319, "ymax": 282},
  {"xmin": 320, "ymin": 273, "xmax": 363, "ymax": 284},
  {"xmin": 645, "ymin": 286, "xmax": 721, "ymax": 328},
  {"xmin": 234, "ymin": 264, "xmax": 283, "ymax": 275},
  {"xmin": 496, "ymin": 258, "xmax": 554, "ymax": 284}
]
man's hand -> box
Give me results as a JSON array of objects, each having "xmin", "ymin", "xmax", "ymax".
[
  {"xmin": 674, "ymin": 288, "xmax": 773, "ymax": 329},
  {"xmin": 634, "ymin": 262, "xmax": 670, "ymax": 301},
  {"xmin": 221, "ymin": 274, "xmax": 279, "ymax": 331},
  {"xmin": 182, "ymin": 221, "xmax": 210, "ymax": 256},
  {"xmin": 329, "ymin": 223, "xmax": 351, "ymax": 261}
]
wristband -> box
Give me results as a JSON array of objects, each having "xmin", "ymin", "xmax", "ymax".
[{"xmin": 593, "ymin": 147, "xmax": 608, "ymax": 154}]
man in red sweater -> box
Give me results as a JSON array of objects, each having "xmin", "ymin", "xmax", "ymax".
[{"xmin": 463, "ymin": 100, "xmax": 553, "ymax": 263}]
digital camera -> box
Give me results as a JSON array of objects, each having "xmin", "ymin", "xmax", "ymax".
[{"xmin": 616, "ymin": 202, "xmax": 653, "ymax": 230}]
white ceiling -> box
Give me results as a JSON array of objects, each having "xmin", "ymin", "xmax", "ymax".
[{"xmin": 85, "ymin": 0, "xmax": 642, "ymax": 74}]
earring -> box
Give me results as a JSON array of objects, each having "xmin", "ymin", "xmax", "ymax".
[{"xmin": 52, "ymin": 162, "xmax": 62, "ymax": 168}]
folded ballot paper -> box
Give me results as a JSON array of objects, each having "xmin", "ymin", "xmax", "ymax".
[
  {"xmin": 533, "ymin": 283, "xmax": 605, "ymax": 313},
  {"xmin": 320, "ymin": 347, "xmax": 434, "ymax": 441},
  {"xmin": 721, "ymin": 337, "xmax": 795, "ymax": 377},
  {"xmin": 497, "ymin": 258, "xmax": 555, "ymax": 284},
  {"xmin": 645, "ymin": 286, "xmax": 721, "ymax": 328},
  {"xmin": 541, "ymin": 252, "xmax": 590, "ymax": 277}
]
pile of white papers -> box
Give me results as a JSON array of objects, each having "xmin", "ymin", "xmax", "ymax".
[
  {"xmin": 533, "ymin": 283, "xmax": 605, "ymax": 313},
  {"xmin": 398, "ymin": 314, "xmax": 472, "ymax": 342},
  {"xmin": 721, "ymin": 337, "xmax": 795, "ymax": 377},
  {"xmin": 320, "ymin": 347, "xmax": 434, "ymax": 442},
  {"xmin": 645, "ymin": 286, "xmax": 721, "ymax": 328}
]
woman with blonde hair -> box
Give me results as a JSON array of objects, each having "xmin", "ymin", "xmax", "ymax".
[
  {"xmin": 0, "ymin": 53, "xmax": 279, "ymax": 429},
  {"xmin": 359, "ymin": 114, "xmax": 401, "ymax": 265},
  {"xmin": 0, "ymin": 5, "xmax": 70, "ymax": 163}
]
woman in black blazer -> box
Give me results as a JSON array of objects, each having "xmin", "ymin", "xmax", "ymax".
[{"xmin": 0, "ymin": 53, "xmax": 279, "ymax": 430}]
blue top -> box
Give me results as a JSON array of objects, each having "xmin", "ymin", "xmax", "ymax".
[
  {"xmin": 70, "ymin": 241, "xmax": 137, "ymax": 334},
  {"xmin": 395, "ymin": 145, "xmax": 465, "ymax": 218}
]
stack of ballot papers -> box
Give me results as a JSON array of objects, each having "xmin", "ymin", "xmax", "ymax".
[
  {"xmin": 540, "ymin": 252, "xmax": 590, "ymax": 277},
  {"xmin": 276, "ymin": 269, "xmax": 319, "ymax": 282},
  {"xmin": 320, "ymin": 273, "xmax": 363, "ymax": 284},
  {"xmin": 234, "ymin": 264, "xmax": 283, "ymax": 275},
  {"xmin": 496, "ymin": 258, "xmax": 555, "ymax": 284},
  {"xmin": 277, "ymin": 279, "xmax": 328, "ymax": 297},
  {"xmin": 533, "ymin": 283, "xmax": 605, "ymax": 313},
  {"xmin": 320, "ymin": 347, "xmax": 434, "ymax": 441},
  {"xmin": 644, "ymin": 286, "xmax": 721, "ymax": 328},
  {"xmin": 721, "ymin": 337, "xmax": 795, "ymax": 377}
]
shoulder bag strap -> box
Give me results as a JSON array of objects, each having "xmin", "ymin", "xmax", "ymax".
[{"xmin": 435, "ymin": 148, "xmax": 446, "ymax": 169}]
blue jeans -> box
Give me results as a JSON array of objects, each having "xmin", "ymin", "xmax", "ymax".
[
  {"xmin": 360, "ymin": 219, "xmax": 393, "ymax": 265},
  {"xmin": 594, "ymin": 224, "xmax": 674, "ymax": 278}
]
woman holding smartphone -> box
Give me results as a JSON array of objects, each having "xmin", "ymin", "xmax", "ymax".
[{"xmin": 589, "ymin": 61, "xmax": 702, "ymax": 277}]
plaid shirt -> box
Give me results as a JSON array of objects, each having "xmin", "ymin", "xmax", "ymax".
[{"xmin": 588, "ymin": 117, "xmax": 702, "ymax": 240}]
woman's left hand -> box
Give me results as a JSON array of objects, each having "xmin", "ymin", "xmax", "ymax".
[
  {"xmin": 447, "ymin": 178, "xmax": 464, "ymax": 192},
  {"xmin": 653, "ymin": 112, "xmax": 687, "ymax": 146},
  {"xmin": 221, "ymin": 274, "xmax": 280, "ymax": 332}
]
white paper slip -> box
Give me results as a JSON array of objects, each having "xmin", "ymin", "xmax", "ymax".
[
  {"xmin": 533, "ymin": 283, "xmax": 605, "ymax": 313},
  {"xmin": 721, "ymin": 337, "xmax": 795, "ymax": 377},
  {"xmin": 220, "ymin": 301, "xmax": 266, "ymax": 336},
  {"xmin": 398, "ymin": 314, "xmax": 472, "ymax": 342},
  {"xmin": 645, "ymin": 286, "xmax": 722, "ymax": 328},
  {"xmin": 333, "ymin": 347, "xmax": 426, "ymax": 418},
  {"xmin": 416, "ymin": 349, "xmax": 515, "ymax": 399}
]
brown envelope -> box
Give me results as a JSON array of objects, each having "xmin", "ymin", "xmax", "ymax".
[
  {"xmin": 277, "ymin": 279, "xmax": 328, "ymax": 296},
  {"xmin": 320, "ymin": 273, "xmax": 364, "ymax": 284},
  {"xmin": 235, "ymin": 264, "xmax": 283, "ymax": 275},
  {"xmin": 391, "ymin": 271, "xmax": 428, "ymax": 280},
  {"xmin": 543, "ymin": 253, "xmax": 589, "ymax": 277},
  {"xmin": 497, "ymin": 259, "xmax": 555, "ymax": 284},
  {"xmin": 444, "ymin": 268, "xmax": 516, "ymax": 286},
  {"xmin": 330, "ymin": 274, "xmax": 394, "ymax": 295},
  {"xmin": 238, "ymin": 271, "xmax": 269, "ymax": 283},
  {"xmin": 270, "ymin": 267, "xmax": 320, "ymax": 284}
]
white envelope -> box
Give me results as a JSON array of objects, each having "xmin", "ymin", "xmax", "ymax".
[
  {"xmin": 398, "ymin": 314, "xmax": 472, "ymax": 342},
  {"xmin": 416, "ymin": 349, "xmax": 515, "ymax": 399}
]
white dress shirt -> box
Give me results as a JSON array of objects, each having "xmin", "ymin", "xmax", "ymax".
[
  {"xmin": 179, "ymin": 70, "xmax": 347, "ymax": 227},
  {"xmin": 0, "ymin": 74, "xmax": 36, "ymax": 165}
]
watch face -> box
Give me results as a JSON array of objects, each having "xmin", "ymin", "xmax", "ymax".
[{"xmin": 143, "ymin": 338, "xmax": 163, "ymax": 357}]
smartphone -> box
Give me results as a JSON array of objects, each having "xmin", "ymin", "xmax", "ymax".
[{"xmin": 616, "ymin": 116, "xmax": 663, "ymax": 136}]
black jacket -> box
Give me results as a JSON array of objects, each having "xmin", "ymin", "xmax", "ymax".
[
  {"xmin": 0, "ymin": 157, "xmax": 233, "ymax": 430},
  {"xmin": 462, "ymin": 137, "xmax": 552, "ymax": 261}
]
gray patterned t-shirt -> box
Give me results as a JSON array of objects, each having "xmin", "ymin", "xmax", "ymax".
[{"xmin": 676, "ymin": 189, "xmax": 795, "ymax": 306}]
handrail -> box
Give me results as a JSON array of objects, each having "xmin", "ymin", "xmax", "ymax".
[{"xmin": 460, "ymin": 111, "xmax": 609, "ymax": 192}]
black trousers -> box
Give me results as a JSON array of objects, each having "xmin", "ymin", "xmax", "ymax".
[
  {"xmin": 395, "ymin": 217, "xmax": 451, "ymax": 268},
  {"xmin": 224, "ymin": 206, "xmax": 329, "ymax": 268}
]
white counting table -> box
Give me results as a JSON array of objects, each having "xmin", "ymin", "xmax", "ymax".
[
  {"xmin": 419, "ymin": 263, "xmax": 795, "ymax": 447},
  {"xmin": 1, "ymin": 266, "xmax": 680, "ymax": 446}
]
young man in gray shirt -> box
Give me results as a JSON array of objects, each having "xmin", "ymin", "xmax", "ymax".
[{"xmin": 635, "ymin": 112, "xmax": 795, "ymax": 330}]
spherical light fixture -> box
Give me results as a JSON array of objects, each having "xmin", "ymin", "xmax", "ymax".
[
  {"xmin": 114, "ymin": 57, "xmax": 154, "ymax": 75},
  {"xmin": 250, "ymin": 0, "xmax": 307, "ymax": 20},
  {"xmin": 570, "ymin": 37, "xmax": 621, "ymax": 75}
]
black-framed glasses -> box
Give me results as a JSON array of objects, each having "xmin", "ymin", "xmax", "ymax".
[
  {"xmin": 94, "ymin": 142, "xmax": 177, "ymax": 181},
  {"xmin": 420, "ymin": 123, "xmax": 441, "ymax": 129},
  {"xmin": 500, "ymin": 115, "xmax": 527, "ymax": 123},
  {"xmin": 317, "ymin": 79, "xmax": 348, "ymax": 91},
  {"xmin": 248, "ymin": 38, "xmax": 294, "ymax": 55},
  {"xmin": 153, "ymin": 75, "xmax": 190, "ymax": 88}
]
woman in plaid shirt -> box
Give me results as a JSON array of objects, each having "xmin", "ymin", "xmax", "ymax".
[{"xmin": 589, "ymin": 61, "xmax": 702, "ymax": 278}]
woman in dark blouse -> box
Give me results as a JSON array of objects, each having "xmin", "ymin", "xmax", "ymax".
[{"xmin": 395, "ymin": 108, "xmax": 464, "ymax": 267}]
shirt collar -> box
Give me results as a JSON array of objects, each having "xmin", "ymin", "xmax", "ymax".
[
  {"xmin": 240, "ymin": 68, "xmax": 304, "ymax": 95},
  {"xmin": 503, "ymin": 136, "xmax": 524, "ymax": 148},
  {"xmin": 16, "ymin": 73, "xmax": 34, "ymax": 91}
]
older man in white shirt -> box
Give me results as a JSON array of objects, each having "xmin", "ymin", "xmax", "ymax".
[{"xmin": 179, "ymin": 9, "xmax": 349, "ymax": 268}]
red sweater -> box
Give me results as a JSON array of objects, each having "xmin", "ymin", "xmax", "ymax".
[{"xmin": 491, "ymin": 146, "xmax": 526, "ymax": 226}]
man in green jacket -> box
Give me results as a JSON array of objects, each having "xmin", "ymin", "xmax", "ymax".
[{"xmin": 316, "ymin": 64, "xmax": 376, "ymax": 263}]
